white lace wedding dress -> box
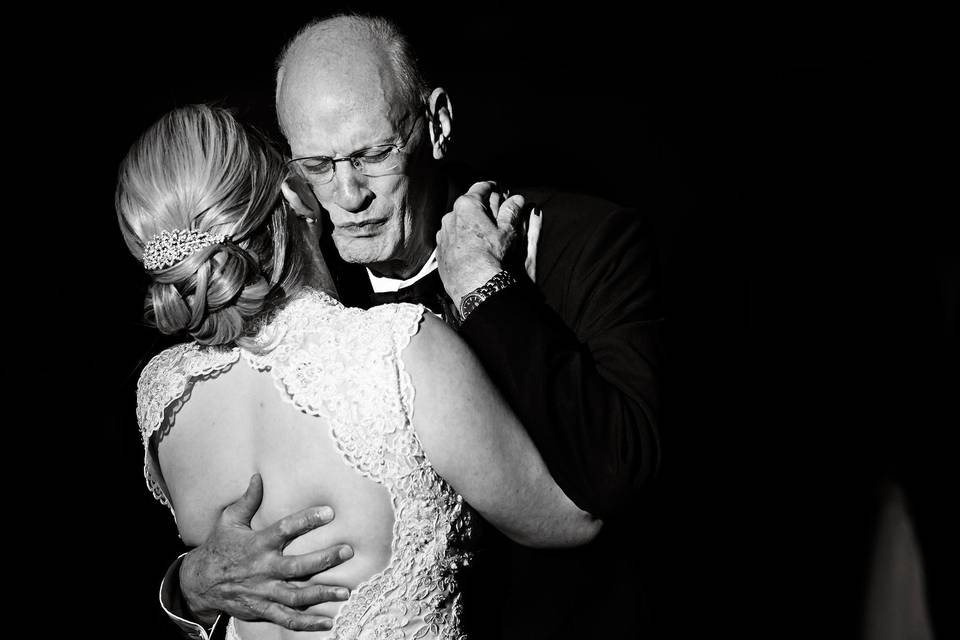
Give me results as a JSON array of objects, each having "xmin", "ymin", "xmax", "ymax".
[{"xmin": 136, "ymin": 288, "xmax": 475, "ymax": 639}]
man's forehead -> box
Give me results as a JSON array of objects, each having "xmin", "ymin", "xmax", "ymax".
[
  {"xmin": 284, "ymin": 96, "xmax": 411, "ymax": 156},
  {"xmin": 279, "ymin": 50, "xmax": 411, "ymax": 153}
]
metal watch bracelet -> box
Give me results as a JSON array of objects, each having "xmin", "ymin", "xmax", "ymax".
[{"xmin": 458, "ymin": 270, "xmax": 518, "ymax": 321}]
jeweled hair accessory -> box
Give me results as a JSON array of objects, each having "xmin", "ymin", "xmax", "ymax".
[{"xmin": 142, "ymin": 228, "xmax": 229, "ymax": 271}]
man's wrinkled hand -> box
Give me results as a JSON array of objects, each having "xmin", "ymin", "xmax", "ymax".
[
  {"xmin": 436, "ymin": 181, "xmax": 533, "ymax": 308},
  {"xmin": 179, "ymin": 474, "xmax": 353, "ymax": 632}
]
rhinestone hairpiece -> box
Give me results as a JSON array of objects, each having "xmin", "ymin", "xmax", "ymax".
[{"xmin": 142, "ymin": 228, "xmax": 229, "ymax": 271}]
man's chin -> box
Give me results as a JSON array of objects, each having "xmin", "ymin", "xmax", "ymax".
[{"xmin": 332, "ymin": 234, "xmax": 391, "ymax": 266}]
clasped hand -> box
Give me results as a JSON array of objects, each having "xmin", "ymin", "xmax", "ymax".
[{"xmin": 436, "ymin": 181, "xmax": 541, "ymax": 311}]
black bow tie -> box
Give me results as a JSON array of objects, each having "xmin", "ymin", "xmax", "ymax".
[{"xmin": 368, "ymin": 269, "xmax": 451, "ymax": 317}]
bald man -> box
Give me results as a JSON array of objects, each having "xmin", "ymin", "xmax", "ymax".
[{"xmin": 158, "ymin": 14, "xmax": 661, "ymax": 640}]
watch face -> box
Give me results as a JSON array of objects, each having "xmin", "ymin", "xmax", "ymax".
[{"xmin": 461, "ymin": 295, "xmax": 479, "ymax": 316}]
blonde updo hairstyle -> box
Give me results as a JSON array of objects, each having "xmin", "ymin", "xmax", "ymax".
[{"xmin": 116, "ymin": 105, "xmax": 307, "ymax": 348}]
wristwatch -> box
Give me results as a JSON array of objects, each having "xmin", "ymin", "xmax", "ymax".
[{"xmin": 458, "ymin": 270, "xmax": 518, "ymax": 321}]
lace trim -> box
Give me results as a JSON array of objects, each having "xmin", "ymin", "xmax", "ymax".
[
  {"xmin": 136, "ymin": 342, "xmax": 239, "ymax": 516},
  {"xmin": 394, "ymin": 304, "xmax": 422, "ymax": 433},
  {"xmin": 326, "ymin": 304, "xmax": 474, "ymax": 639}
]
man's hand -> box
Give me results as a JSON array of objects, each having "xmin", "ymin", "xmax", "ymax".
[
  {"xmin": 436, "ymin": 181, "xmax": 533, "ymax": 308},
  {"xmin": 179, "ymin": 474, "xmax": 353, "ymax": 632}
]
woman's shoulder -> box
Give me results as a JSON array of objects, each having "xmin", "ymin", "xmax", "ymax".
[
  {"xmin": 138, "ymin": 342, "xmax": 239, "ymax": 391},
  {"xmin": 291, "ymin": 295, "xmax": 426, "ymax": 349},
  {"xmin": 136, "ymin": 342, "xmax": 240, "ymax": 439},
  {"xmin": 363, "ymin": 302, "xmax": 426, "ymax": 341}
]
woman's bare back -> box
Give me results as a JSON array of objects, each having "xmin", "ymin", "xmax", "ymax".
[
  {"xmin": 160, "ymin": 359, "xmax": 396, "ymax": 626},
  {"xmin": 138, "ymin": 291, "xmax": 475, "ymax": 640}
]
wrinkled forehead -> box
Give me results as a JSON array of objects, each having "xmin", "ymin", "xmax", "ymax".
[{"xmin": 278, "ymin": 48, "xmax": 414, "ymax": 156}]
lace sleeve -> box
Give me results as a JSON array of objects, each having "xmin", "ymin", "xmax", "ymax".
[
  {"xmin": 136, "ymin": 343, "xmax": 240, "ymax": 518},
  {"xmin": 365, "ymin": 302, "xmax": 426, "ymax": 421}
]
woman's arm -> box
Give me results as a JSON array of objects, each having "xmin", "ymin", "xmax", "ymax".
[{"xmin": 404, "ymin": 313, "xmax": 603, "ymax": 548}]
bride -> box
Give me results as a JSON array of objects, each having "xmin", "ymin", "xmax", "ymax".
[{"xmin": 117, "ymin": 104, "xmax": 600, "ymax": 639}]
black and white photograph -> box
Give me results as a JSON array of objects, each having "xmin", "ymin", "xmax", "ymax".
[{"xmin": 49, "ymin": 5, "xmax": 954, "ymax": 639}]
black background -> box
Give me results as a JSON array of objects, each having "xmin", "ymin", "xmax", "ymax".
[{"xmin": 44, "ymin": 4, "xmax": 955, "ymax": 638}]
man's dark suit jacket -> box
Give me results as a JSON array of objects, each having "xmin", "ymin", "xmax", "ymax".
[{"xmin": 328, "ymin": 185, "xmax": 663, "ymax": 639}]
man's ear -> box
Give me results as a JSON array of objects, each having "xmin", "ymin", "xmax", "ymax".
[{"xmin": 427, "ymin": 87, "xmax": 453, "ymax": 160}]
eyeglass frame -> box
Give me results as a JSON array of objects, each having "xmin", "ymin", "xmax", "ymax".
[{"xmin": 285, "ymin": 112, "xmax": 426, "ymax": 185}]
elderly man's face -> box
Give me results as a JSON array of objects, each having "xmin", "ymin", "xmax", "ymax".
[{"xmin": 282, "ymin": 81, "xmax": 435, "ymax": 276}]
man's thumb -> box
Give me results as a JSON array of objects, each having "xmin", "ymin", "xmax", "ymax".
[{"xmin": 224, "ymin": 473, "xmax": 264, "ymax": 525}]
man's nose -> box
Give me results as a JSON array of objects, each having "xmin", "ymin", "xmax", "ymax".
[{"xmin": 329, "ymin": 161, "xmax": 372, "ymax": 213}]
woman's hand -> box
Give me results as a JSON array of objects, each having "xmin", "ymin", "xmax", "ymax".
[{"xmin": 281, "ymin": 176, "xmax": 322, "ymax": 227}]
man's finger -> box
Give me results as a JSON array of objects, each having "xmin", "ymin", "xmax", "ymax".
[
  {"xmin": 271, "ymin": 582, "xmax": 350, "ymax": 608},
  {"xmin": 465, "ymin": 180, "xmax": 497, "ymax": 197},
  {"xmin": 452, "ymin": 193, "xmax": 496, "ymax": 226},
  {"xmin": 223, "ymin": 473, "xmax": 264, "ymax": 526},
  {"xmin": 257, "ymin": 602, "xmax": 334, "ymax": 632},
  {"xmin": 496, "ymin": 194, "xmax": 527, "ymax": 232},
  {"xmin": 277, "ymin": 544, "xmax": 354, "ymax": 579},
  {"xmin": 262, "ymin": 506, "xmax": 336, "ymax": 550},
  {"xmin": 488, "ymin": 190, "xmax": 503, "ymax": 219}
]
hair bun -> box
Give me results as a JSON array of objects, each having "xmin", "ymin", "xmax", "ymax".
[{"xmin": 147, "ymin": 240, "xmax": 271, "ymax": 345}]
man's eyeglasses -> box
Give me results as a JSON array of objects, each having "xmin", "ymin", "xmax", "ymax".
[{"xmin": 286, "ymin": 113, "xmax": 424, "ymax": 185}]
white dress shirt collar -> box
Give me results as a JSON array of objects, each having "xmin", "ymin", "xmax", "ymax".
[{"xmin": 367, "ymin": 249, "xmax": 439, "ymax": 293}]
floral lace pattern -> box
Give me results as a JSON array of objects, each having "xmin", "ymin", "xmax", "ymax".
[
  {"xmin": 136, "ymin": 289, "xmax": 474, "ymax": 639},
  {"xmin": 137, "ymin": 342, "xmax": 239, "ymax": 518}
]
